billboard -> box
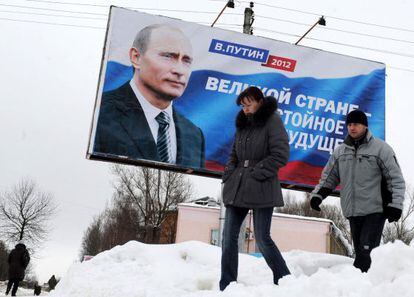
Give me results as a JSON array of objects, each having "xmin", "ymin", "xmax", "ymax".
[{"xmin": 87, "ymin": 6, "xmax": 385, "ymax": 190}]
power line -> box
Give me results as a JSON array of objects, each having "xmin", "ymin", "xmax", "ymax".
[
  {"xmin": 18, "ymin": 0, "xmax": 414, "ymax": 34},
  {"xmin": 0, "ymin": 10, "xmax": 241, "ymax": 26},
  {"xmin": 16, "ymin": 0, "xmax": 244, "ymax": 15},
  {"xmin": 255, "ymin": 14, "xmax": 414, "ymax": 45},
  {"xmin": 19, "ymin": 1, "xmax": 414, "ymax": 46},
  {"xmin": 0, "ymin": 14, "xmax": 241, "ymax": 30},
  {"xmin": 307, "ymin": 38, "xmax": 414, "ymax": 59},
  {"xmin": 388, "ymin": 66, "xmax": 414, "ymax": 73},
  {"xmin": 0, "ymin": 2, "xmax": 243, "ymax": 18},
  {"xmin": 2, "ymin": 4, "xmax": 414, "ymax": 73},
  {"xmin": 1, "ymin": 5, "xmax": 413, "ymax": 59},
  {"xmin": 254, "ymin": 27, "xmax": 414, "ymax": 59},
  {"xmin": 241, "ymin": 0, "xmax": 414, "ymax": 34},
  {"xmin": 125, "ymin": 7, "xmax": 240, "ymax": 15},
  {"xmin": 23, "ymin": 0, "xmax": 110, "ymax": 8},
  {"xmin": 255, "ymin": 27, "xmax": 300, "ymax": 38},
  {"xmin": 0, "ymin": 16, "xmax": 105, "ymax": 29},
  {"xmin": 0, "ymin": 11, "xmax": 240, "ymax": 28},
  {"xmin": 0, "ymin": 3, "xmax": 107, "ymax": 16},
  {"xmin": 322, "ymin": 26, "xmax": 414, "ymax": 45},
  {"xmin": 1, "ymin": 8, "xmax": 414, "ymax": 60},
  {"xmin": 0, "ymin": 9, "xmax": 107, "ymax": 20},
  {"xmin": 199, "ymin": 21, "xmax": 241, "ymax": 27},
  {"xmin": 4, "ymin": 3, "xmax": 413, "ymax": 45}
]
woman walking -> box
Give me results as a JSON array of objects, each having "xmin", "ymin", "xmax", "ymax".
[{"xmin": 220, "ymin": 86, "xmax": 290, "ymax": 291}]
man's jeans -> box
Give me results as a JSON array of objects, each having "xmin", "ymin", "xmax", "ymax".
[
  {"xmin": 349, "ymin": 212, "xmax": 386, "ymax": 272},
  {"xmin": 220, "ymin": 206, "xmax": 290, "ymax": 291}
]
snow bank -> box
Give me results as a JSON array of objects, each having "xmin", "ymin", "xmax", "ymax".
[{"xmin": 50, "ymin": 240, "xmax": 414, "ymax": 297}]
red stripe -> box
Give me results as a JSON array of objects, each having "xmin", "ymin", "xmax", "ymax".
[{"xmin": 205, "ymin": 160, "xmax": 324, "ymax": 187}]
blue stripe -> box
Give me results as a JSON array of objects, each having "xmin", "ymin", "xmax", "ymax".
[{"xmin": 101, "ymin": 62, "xmax": 385, "ymax": 168}]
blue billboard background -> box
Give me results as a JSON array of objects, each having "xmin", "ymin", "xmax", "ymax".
[{"xmin": 102, "ymin": 61, "xmax": 385, "ymax": 185}]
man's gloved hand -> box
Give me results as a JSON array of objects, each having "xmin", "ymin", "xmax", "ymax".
[
  {"xmin": 310, "ymin": 196, "xmax": 322, "ymax": 211},
  {"xmin": 384, "ymin": 206, "xmax": 402, "ymax": 223}
]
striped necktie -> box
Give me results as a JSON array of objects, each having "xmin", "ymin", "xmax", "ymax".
[{"xmin": 155, "ymin": 111, "xmax": 172, "ymax": 163}]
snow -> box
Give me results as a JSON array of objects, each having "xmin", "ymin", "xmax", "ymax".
[
  {"xmin": 330, "ymin": 223, "xmax": 353, "ymax": 256},
  {"xmin": 0, "ymin": 281, "xmax": 47, "ymax": 296},
  {"xmin": 43, "ymin": 240, "xmax": 414, "ymax": 297}
]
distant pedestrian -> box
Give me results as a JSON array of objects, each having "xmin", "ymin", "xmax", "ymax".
[
  {"xmin": 5, "ymin": 241, "xmax": 30, "ymax": 296},
  {"xmin": 34, "ymin": 282, "xmax": 41, "ymax": 295},
  {"xmin": 48, "ymin": 274, "xmax": 58, "ymax": 290}
]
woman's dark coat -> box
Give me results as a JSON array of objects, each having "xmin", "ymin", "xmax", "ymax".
[
  {"xmin": 8, "ymin": 243, "xmax": 30, "ymax": 280},
  {"xmin": 222, "ymin": 96, "xmax": 289, "ymax": 208}
]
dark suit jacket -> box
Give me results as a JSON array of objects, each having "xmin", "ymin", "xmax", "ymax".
[{"xmin": 94, "ymin": 83, "xmax": 205, "ymax": 168}]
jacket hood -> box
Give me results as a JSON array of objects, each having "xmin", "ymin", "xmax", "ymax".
[
  {"xmin": 15, "ymin": 243, "xmax": 26, "ymax": 249},
  {"xmin": 236, "ymin": 96, "xmax": 278, "ymax": 128}
]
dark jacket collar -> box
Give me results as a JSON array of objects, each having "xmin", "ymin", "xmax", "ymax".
[{"xmin": 236, "ymin": 96, "xmax": 278, "ymax": 129}]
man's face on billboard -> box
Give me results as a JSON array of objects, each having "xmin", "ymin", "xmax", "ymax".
[{"xmin": 134, "ymin": 26, "xmax": 193, "ymax": 102}]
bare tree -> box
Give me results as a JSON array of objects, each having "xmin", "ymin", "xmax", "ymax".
[
  {"xmin": 0, "ymin": 240, "xmax": 9, "ymax": 281},
  {"xmin": 79, "ymin": 165, "xmax": 193, "ymax": 257},
  {"xmin": 277, "ymin": 192, "xmax": 318, "ymax": 217},
  {"xmin": 79, "ymin": 197, "xmax": 142, "ymax": 259},
  {"xmin": 100, "ymin": 195, "xmax": 141, "ymax": 250},
  {"xmin": 80, "ymin": 214, "xmax": 104, "ymax": 259},
  {"xmin": 111, "ymin": 165, "xmax": 192, "ymax": 243},
  {"xmin": 320, "ymin": 203, "xmax": 352, "ymax": 243},
  {"xmin": 0, "ymin": 179, "xmax": 57, "ymax": 248},
  {"xmin": 383, "ymin": 189, "xmax": 414, "ymax": 245}
]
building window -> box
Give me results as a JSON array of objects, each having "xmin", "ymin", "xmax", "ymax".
[{"xmin": 210, "ymin": 229, "xmax": 219, "ymax": 246}]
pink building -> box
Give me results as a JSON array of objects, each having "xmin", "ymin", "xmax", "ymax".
[{"xmin": 176, "ymin": 203, "xmax": 350, "ymax": 255}]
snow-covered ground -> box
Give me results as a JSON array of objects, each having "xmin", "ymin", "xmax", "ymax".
[
  {"xmin": 44, "ymin": 240, "xmax": 414, "ymax": 297},
  {"xmin": 0, "ymin": 281, "xmax": 47, "ymax": 296}
]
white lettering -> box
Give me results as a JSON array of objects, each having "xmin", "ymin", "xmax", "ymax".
[{"xmin": 205, "ymin": 76, "xmax": 219, "ymax": 91}]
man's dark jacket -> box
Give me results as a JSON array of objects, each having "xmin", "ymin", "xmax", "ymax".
[
  {"xmin": 93, "ymin": 83, "xmax": 205, "ymax": 168},
  {"xmin": 222, "ymin": 96, "xmax": 290, "ymax": 208},
  {"xmin": 8, "ymin": 243, "xmax": 30, "ymax": 280}
]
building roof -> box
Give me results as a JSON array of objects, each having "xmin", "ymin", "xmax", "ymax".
[{"xmin": 178, "ymin": 202, "xmax": 333, "ymax": 223}]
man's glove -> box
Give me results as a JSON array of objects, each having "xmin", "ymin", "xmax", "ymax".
[
  {"xmin": 384, "ymin": 206, "xmax": 402, "ymax": 223},
  {"xmin": 310, "ymin": 196, "xmax": 322, "ymax": 211}
]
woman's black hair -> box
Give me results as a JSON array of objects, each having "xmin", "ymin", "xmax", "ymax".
[{"xmin": 236, "ymin": 86, "xmax": 264, "ymax": 105}]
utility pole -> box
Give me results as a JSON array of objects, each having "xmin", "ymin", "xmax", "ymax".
[
  {"xmin": 234, "ymin": 2, "xmax": 255, "ymax": 254},
  {"xmin": 219, "ymin": 2, "xmax": 255, "ymax": 253},
  {"xmin": 243, "ymin": 2, "xmax": 254, "ymax": 34}
]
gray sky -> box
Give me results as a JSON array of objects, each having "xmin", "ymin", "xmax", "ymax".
[{"xmin": 0, "ymin": 0, "xmax": 413, "ymax": 283}]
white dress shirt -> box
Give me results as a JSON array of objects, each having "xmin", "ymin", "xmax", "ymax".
[{"xmin": 130, "ymin": 80, "xmax": 177, "ymax": 163}]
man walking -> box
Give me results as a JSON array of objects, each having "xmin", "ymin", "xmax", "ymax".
[
  {"xmin": 6, "ymin": 241, "xmax": 30, "ymax": 296},
  {"xmin": 310, "ymin": 110, "xmax": 405, "ymax": 272}
]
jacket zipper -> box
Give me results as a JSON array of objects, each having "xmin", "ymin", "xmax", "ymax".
[{"xmin": 351, "ymin": 147, "xmax": 357, "ymax": 215}]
